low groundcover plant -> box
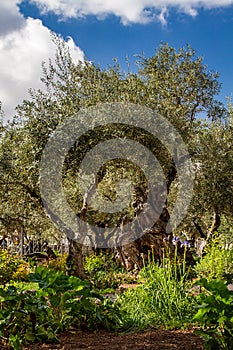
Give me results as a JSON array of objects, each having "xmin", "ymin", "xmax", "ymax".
[{"xmin": 193, "ymin": 278, "xmax": 233, "ymax": 350}]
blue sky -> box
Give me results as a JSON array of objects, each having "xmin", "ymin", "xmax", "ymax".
[{"xmin": 0, "ymin": 1, "xmax": 233, "ymax": 122}]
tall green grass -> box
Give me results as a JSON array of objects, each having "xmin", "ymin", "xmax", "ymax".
[{"xmin": 118, "ymin": 248, "xmax": 197, "ymax": 330}]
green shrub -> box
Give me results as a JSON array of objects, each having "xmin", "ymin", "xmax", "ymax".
[
  {"xmin": 0, "ymin": 250, "xmax": 31, "ymax": 285},
  {"xmin": 84, "ymin": 252, "xmax": 122, "ymax": 274},
  {"xmin": 0, "ymin": 250, "xmax": 19, "ymax": 285},
  {"xmin": 84, "ymin": 252, "xmax": 134, "ymax": 289},
  {"xmin": 217, "ymin": 216, "xmax": 233, "ymax": 250},
  {"xmin": 91, "ymin": 270, "xmax": 137, "ymax": 289},
  {"xmin": 11, "ymin": 261, "xmax": 32, "ymax": 282},
  {"xmin": 43, "ymin": 253, "xmax": 68, "ymax": 272},
  {"xmin": 84, "ymin": 253, "xmax": 106, "ymax": 273},
  {"xmin": 117, "ymin": 249, "xmax": 196, "ymax": 330},
  {"xmin": 195, "ymin": 236, "xmax": 233, "ymax": 283},
  {"xmin": 0, "ymin": 266, "xmax": 123, "ymax": 350},
  {"xmin": 193, "ymin": 278, "xmax": 233, "ymax": 349}
]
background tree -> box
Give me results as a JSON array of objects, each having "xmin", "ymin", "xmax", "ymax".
[{"xmin": 172, "ymin": 114, "xmax": 232, "ymax": 250}]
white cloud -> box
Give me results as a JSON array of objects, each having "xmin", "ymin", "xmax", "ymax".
[
  {"xmin": 29, "ymin": 0, "xmax": 233, "ymax": 24},
  {"xmin": 0, "ymin": 0, "xmax": 25, "ymax": 36},
  {"xmin": 0, "ymin": 1, "xmax": 85, "ymax": 123},
  {"xmin": 157, "ymin": 7, "xmax": 169, "ymax": 27}
]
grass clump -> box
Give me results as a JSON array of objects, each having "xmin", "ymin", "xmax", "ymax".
[{"xmin": 117, "ymin": 249, "xmax": 197, "ymax": 330}]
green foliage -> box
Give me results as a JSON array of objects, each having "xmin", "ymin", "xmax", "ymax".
[
  {"xmin": 11, "ymin": 281, "xmax": 38, "ymax": 291},
  {"xmin": 195, "ymin": 237, "xmax": 233, "ymax": 283},
  {"xmin": 0, "ymin": 250, "xmax": 31, "ymax": 286},
  {"xmin": 92, "ymin": 270, "xmax": 137, "ymax": 290},
  {"xmin": 117, "ymin": 250, "xmax": 196, "ymax": 330},
  {"xmin": 84, "ymin": 252, "xmax": 136, "ymax": 289},
  {"xmin": 0, "ymin": 39, "xmax": 229, "ymax": 243},
  {"xmin": 139, "ymin": 44, "xmax": 225, "ymax": 130},
  {"xmin": 0, "ymin": 250, "xmax": 19, "ymax": 285},
  {"xmin": 0, "ymin": 266, "xmax": 123, "ymax": 349},
  {"xmin": 193, "ymin": 278, "xmax": 233, "ymax": 349},
  {"xmin": 217, "ymin": 216, "xmax": 233, "ymax": 249},
  {"xmin": 28, "ymin": 266, "xmax": 122, "ymax": 331},
  {"xmin": 8, "ymin": 334, "xmax": 22, "ymax": 350},
  {"xmin": 11, "ymin": 260, "xmax": 32, "ymax": 282},
  {"xmin": 43, "ymin": 253, "xmax": 68, "ymax": 273},
  {"xmin": 192, "ymin": 120, "xmax": 233, "ymax": 222},
  {"xmin": 84, "ymin": 253, "xmax": 107, "ymax": 273}
]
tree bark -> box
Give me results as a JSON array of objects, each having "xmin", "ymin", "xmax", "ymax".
[
  {"xmin": 66, "ymin": 183, "xmax": 97, "ymax": 279},
  {"xmin": 66, "ymin": 238, "xmax": 87, "ymax": 279},
  {"xmin": 208, "ymin": 207, "xmax": 221, "ymax": 238}
]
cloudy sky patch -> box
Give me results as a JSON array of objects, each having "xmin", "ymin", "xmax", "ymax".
[
  {"xmin": 0, "ymin": 0, "xmax": 232, "ymax": 122},
  {"xmin": 28, "ymin": 0, "xmax": 233, "ymax": 23},
  {"xmin": 0, "ymin": 1, "xmax": 84, "ymax": 123}
]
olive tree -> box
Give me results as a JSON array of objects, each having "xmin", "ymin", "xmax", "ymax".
[{"xmin": 0, "ymin": 38, "xmax": 228, "ymax": 276}]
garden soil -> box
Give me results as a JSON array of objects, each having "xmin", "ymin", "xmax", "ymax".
[{"xmin": 24, "ymin": 329, "xmax": 204, "ymax": 350}]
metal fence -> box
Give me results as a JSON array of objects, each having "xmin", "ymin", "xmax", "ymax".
[{"xmin": 0, "ymin": 237, "xmax": 69, "ymax": 257}]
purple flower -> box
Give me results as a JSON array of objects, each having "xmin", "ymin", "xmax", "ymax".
[
  {"xmin": 181, "ymin": 240, "xmax": 190, "ymax": 248},
  {"xmin": 172, "ymin": 236, "xmax": 179, "ymax": 245}
]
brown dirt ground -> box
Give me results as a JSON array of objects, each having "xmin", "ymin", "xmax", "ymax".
[{"xmin": 23, "ymin": 329, "xmax": 204, "ymax": 350}]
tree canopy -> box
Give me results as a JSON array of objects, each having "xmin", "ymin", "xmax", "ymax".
[{"xmin": 0, "ymin": 39, "xmax": 232, "ymax": 263}]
